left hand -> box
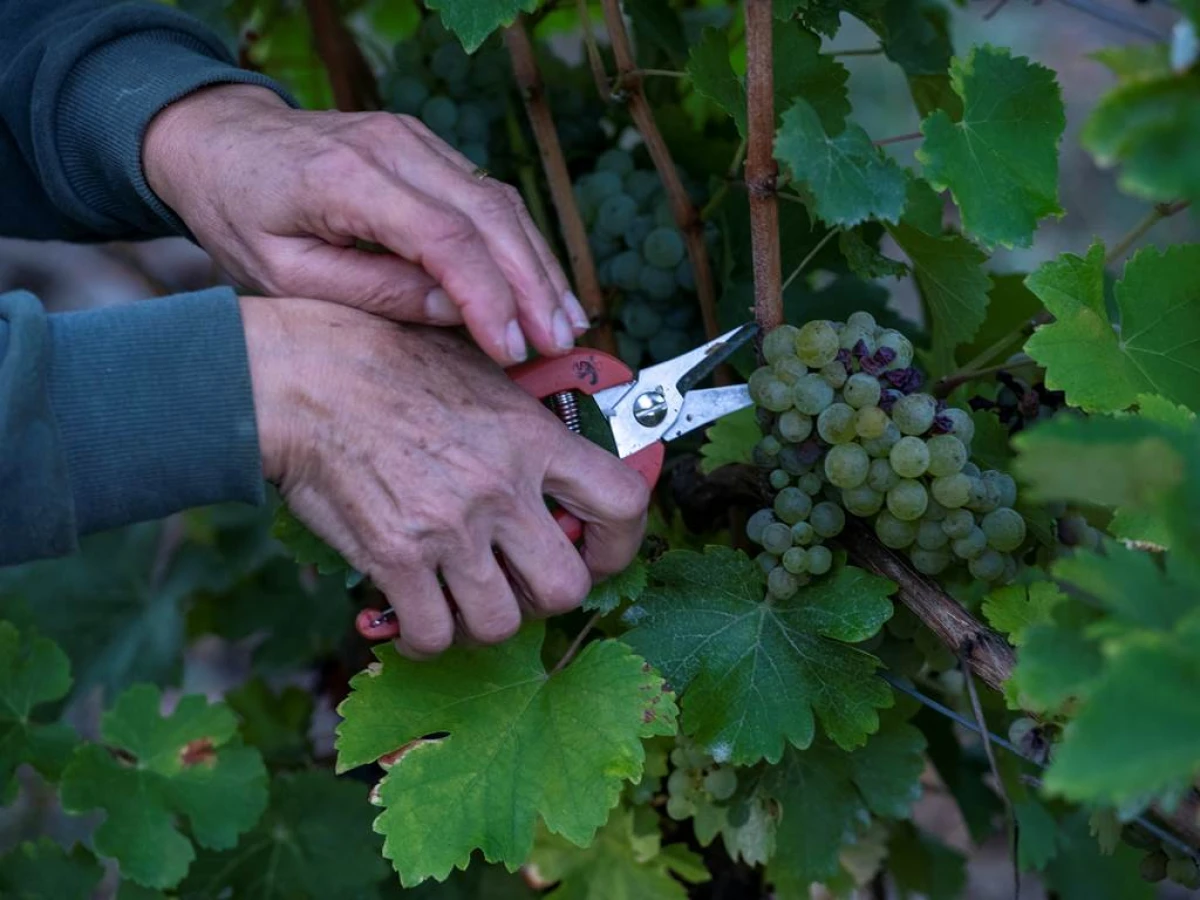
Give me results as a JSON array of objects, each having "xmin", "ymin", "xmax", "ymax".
[{"xmin": 142, "ymin": 84, "xmax": 589, "ymax": 367}]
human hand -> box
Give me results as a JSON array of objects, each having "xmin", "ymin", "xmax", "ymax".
[
  {"xmin": 144, "ymin": 84, "xmax": 590, "ymax": 366},
  {"xmin": 239, "ymin": 296, "xmax": 649, "ymax": 658}
]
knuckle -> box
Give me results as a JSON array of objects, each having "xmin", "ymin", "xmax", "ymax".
[
  {"xmin": 426, "ymin": 208, "xmax": 479, "ymax": 247},
  {"xmin": 537, "ymin": 568, "xmax": 590, "ymax": 614},
  {"xmin": 357, "ymin": 112, "xmax": 405, "ymax": 142},
  {"xmin": 469, "ymin": 604, "xmax": 522, "ymax": 644},
  {"xmin": 401, "ymin": 622, "xmax": 454, "ymax": 656},
  {"xmin": 474, "ymin": 184, "xmax": 522, "ymax": 222}
]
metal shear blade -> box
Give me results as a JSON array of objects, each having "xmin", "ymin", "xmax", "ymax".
[{"xmin": 597, "ymin": 322, "xmax": 758, "ymax": 458}]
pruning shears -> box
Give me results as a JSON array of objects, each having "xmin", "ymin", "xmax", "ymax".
[{"xmin": 356, "ymin": 321, "xmax": 758, "ymax": 639}]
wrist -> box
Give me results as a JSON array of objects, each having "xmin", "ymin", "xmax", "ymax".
[{"xmin": 238, "ymin": 295, "xmax": 295, "ymax": 484}]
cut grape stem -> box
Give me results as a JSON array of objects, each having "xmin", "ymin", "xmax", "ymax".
[
  {"xmin": 932, "ymin": 355, "xmax": 1038, "ymax": 398},
  {"xmin": 550, "ymin": 612, "xmax": 601, "ymax": 675}
]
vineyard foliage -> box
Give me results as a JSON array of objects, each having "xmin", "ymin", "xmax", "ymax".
[{"xmin": 3, "ymin": 0, "xmax": 1200, "ymax": 897}]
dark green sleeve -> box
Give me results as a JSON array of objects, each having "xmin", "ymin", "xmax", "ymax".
[{"xmin": 0, "ymin": 288, "xmax": 264, "ymax": 566}]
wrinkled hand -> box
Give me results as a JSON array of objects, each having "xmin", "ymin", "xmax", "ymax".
[
  {"xmin": 144, "ymin": 84, "xmax": 590, "ymax": 366},
  {"xmin": 239, "ymin": 296, "xmax": 649, "ymax": 658}
]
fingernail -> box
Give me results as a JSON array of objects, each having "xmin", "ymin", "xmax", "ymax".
[
  {"xmin": 424, "ymin": 288, "xmax": 458, "ymax": 324},
  {"xmin": 562, "ymin": 291, "xmax": 590, "ymax": 331},
  {"xmin": 552, "ymin": 309, "xmax": 574, "ymax": 351},
  {"xmin": 506, "ymin": 320, "xmax": 528, "ymax": 362}
]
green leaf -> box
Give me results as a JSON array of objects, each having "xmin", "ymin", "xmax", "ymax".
[
  {"xmin": 1015, "ymin": 798, "xmax": 1060, "ymax": 871},
  {"xmin": 887, "ymin": 823, "xmax": 967, "ymax": 900},
  {"xmin": 1011, "ymin": 621, "xmax": 1103, "ymax": 714},
  {"xmin": 981, "ymin": 582, "xmax": 1065, "ymax": 646},
  {"xmin": 776, "ymin": 100, "xmax": 907, "ymax": 227},
  {"xmin": 918, "ymin": 45, "xmax": 1065, "ymax": 248},
  {"xmin": 422, "ymin": 0, "xmax": 537, "ymax": 53},
  {"xmin": 838, "ymin": 229, "xmax": 910, "ymax": 280},
  {"xmin": 271, "ymin": 506, "xmax": 357, "ymax": 580},
  {"xmin": 1025, "ymin": 242, "xmax": 1200, "ymax": 413},
  {"xmin": 225, "ymin": 677, "xmax": 313, "ymax": 766},
  {"xmin": 401, "ymin": 861, "xmax": 536, "ymax": 900},
  {"xmin": 623, "ymin": 548, "xmax": 896, "ymax": 764},
  {"xmin": 955, "ymin": 273, "xmax": 1044, "ymax": 369},
  {"xmin": 183, "ymin": 771, "xmax": 387, "ymax": 899},
  {"xmin": 59, "ymin": 685, "xmax": 269, "ymax": 889},
  {"xmin": 0, "ymin": 622, "xmax": 76, "ymax": 793},
  {"xmin": 698, "ymin": 406, "xmax": 761, "ymax": 475},
  {"xmin": 0, "ymin": 840, "xmax": 103, "ymax": 899},
  {"xmin": 584, "ymin": 558, "xmax": 648, "ymax": 616},
  {"xmin": 888, "ymin": 221, "xmax": 992, "ymax": 375},
  {"xmin": 691, "ymin": 774, "xmax": 779, "ymax": 866},
  {"xmin": 334, "ymin": 622, "xmax": 677, "ymax": 886},
  {"xmin": 529, "ymin": 806, "xmax": 707, "ymax": 899},
  {"xmin": 1042, "ymin": 810, "xmax": 1154, "ymax": 900},
  {"xmin": 686, "ymin": 28, "xmax": 745, "ymax": 133},
  {"xmin": 1053, "ymin": 541, "xmax": 1193, "ymax": 631},
  {"xmin": 878, "ymin": 0, "xmax": 953, "ymax": 77}
]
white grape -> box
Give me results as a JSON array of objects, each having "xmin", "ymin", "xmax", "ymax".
[
  {"xmin": 825, "ymin": 443, "xmax": 870, "ymax": 489},
  {"xmin": 763, "ymin": 325, "xmax": 801, "ymax": 364},
  {"xmin": 811, "ymin": 502, "xmax": 846, "ymax": 538},
  {"xmin": 981, "ymin": 507, "xmax": 1026, "ymax": 552},
  {"xmin": 892, "ymin": 393, "xmax": 937, "ymax": 436},
  {"xmin": 795, "ymin": 320, "xmax": 839, "ymax": 367},
  {"xmin": 889, "ymin": 436, "xmax": 930, "ymax": 478},
  {"xmin": 925, "ymin": 434, "xmax": 967, "ymax": 477},
  {"xmin": 867, "ymin": 458, "xmax": 900, "ymax": 493},
  {"xmin": 930, "ymin": 473, "xmax": 971, "ymax": 508},
  {"xmin": 855, "ymin": 406, "xmax": 889, "ymax": 440},
  {"xmin": 843, "ymin": 484, "xmax": 884, "ymax": 516},
  {"xmin": 807, "ymin": 544, "xmax": 833, "ymax": 575},
  {"xmin": 793, "ymin": 374, "xmax": 835, "ymax": 415},
  {"xmin": 887, "ymin": 479, "xmax": 929, "ymax": 521},
  {"xmin": 778, "ymin": 410, "xmax": 813, "ymax": 443},
  {"xmin": 843, "ymin": 373, "xmax": 882, "ymax": 409},
  {"xmin": 875, "ymin": 511, "xmax": 917, "ymax": 549},
  {"xmin": 817, "ymin": 403, "xmax": 858, "ymax": 444}
]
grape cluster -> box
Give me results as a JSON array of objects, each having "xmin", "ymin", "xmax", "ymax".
[
  {"xmin": 573, "ymin": 150, "xmax": 716, "ymax": 367},
  {"xmin": 746, "ymin": 313, "xmax": 1029, "ymax": 597},
  {"xmin": 384, "ymin": 19, "xmax": 510, "ymax": 170},
  {"xmin": 664, "ymin": 738, "xmax": 738, "ymax": 821}
]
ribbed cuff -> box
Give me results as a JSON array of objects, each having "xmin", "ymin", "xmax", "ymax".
[
  {"xmin": 56, "ymin": 29, "xmax": 296, "ymax": 237},
  {"xmin": 46, "ymin": 287, "xmax": 265, "ymax": 536}
]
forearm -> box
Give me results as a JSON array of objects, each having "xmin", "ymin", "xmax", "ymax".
[{"xmin": 0, "ymin": 288, "xmax": 265, "ymax": 566}]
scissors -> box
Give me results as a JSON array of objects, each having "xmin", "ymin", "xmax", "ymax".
[{"xmin": 355, "ymin": 321, "xmax": 758, "ymax": 639}]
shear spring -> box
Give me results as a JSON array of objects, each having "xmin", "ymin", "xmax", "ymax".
[{"xmin": 550, "ymin": 391, "xmax": 582, "ymax": 433}]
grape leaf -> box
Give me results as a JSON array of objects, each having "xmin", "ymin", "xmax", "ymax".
[
  {"xmin": 0, "ymin": 840, "xmax": 102, "ymax": 900},
  {"xmin": 0, "ymin": 622, "xmax": 76, "ymax": 794},
  {"xmin": 776, "ymin": 100, "xmax": 907, "ymax": 227},
  {"xmin": 839, "ymin": 229, "xmax": 910, "ymax": 280},
  {"xmin": 584, "ymin": 558, "xmax": 648, "ymax": 616},
  {"xmin": 955, "ymin": 273, "xmax": 1043, "ymax": 369},
  {"xmin": 918, "ymin": 45, "xmax": 1065, "ymax": 248},
  {"xmin": 687, "ymin": 28, "xmax": 745, "ymax": 132},
  {"xmin": 691, "ymin": 775, "xmax": 779, "ymax": 866},
  {"xmin": 529, "ymin": 807, "xmax": 708, "ymax": 900},
  {"xmin": 622, "ymin": 548, "xmax": 895, "ymax": 764},
  {"xmin": 1042, "ymin": 810, "xmax": 1154, "ymax": 900},
  {"xmin": 59, "ymin": 685, "xmax": 268, "ymax": 889},
  {"xmin": 981, "ymin": 582, "xmax": 1064, "ymax": 646},
  {"xmin": 334, "ymin": 622, "xmax": 677, "ymax": 886},
  {"xmin": 183, "ymin": 771, "xmax": 387, "ymax": 899},
  {"xmin": 1011, "ymin": 620, "xmax": 1103, "ymax": 714},
  {"xmin": 422, "ymin": 0, "xmax": 536, "ymax": 53},
  {"xmin": 877, "ymin": 0, "xmax": 952, "ymax": 78},
  {"xmin": 887, "ymin": 823, "xmax": 967, "ymax": 900},
  {"xmin": 225, "ymin": 677, "xmax": 313, "ymax": 766},
  {"xmin": 888, "ymin": 221, "xmax": 992, "ymax": 375},
  {"xmin": 698, "ymin": 406, "xmax": 760, "ymax": 475},
  {"xmin": 1014, "ymin": 799, "xmax": 1060, "ymax": 871},
  {"xmin": 400, "ymin": 860, "xmax": 536, "ymax": 900},
  {"xmin": 762, "ymin": 716, "xmax": 926, "ymax": 892},
  {"xmin": 117, "ymin": 885, "xmax": 171, "ymax": 900},
  {"xmin": 1024, "ymin": 242, "xmax": 1200, "ymax": 413},
  {"xmin": 272, "ymin": 506, "xmax": 362, "ymax": 586}
]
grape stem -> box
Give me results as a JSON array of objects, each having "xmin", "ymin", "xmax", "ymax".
[
  {"xmin": 576, "ymin": 0, "xmax": 611, "ymax": 98},
  {"xmin": 1105, "ymin": 199, "xmax": 1191, "ymax": 264},
  {"xmin": 505, "ymin": 18, "xmax": 616, "ymax": 353},
  {"xmin": 599, "ymin": 0, "xmax": 722, "ymax": 348},
  {"xmin": 634, "ymin": 68, "xmax": 687, "ymax": 80},
  {"xmin": 743, "ymin": 0, "xmax": 784, "ymax": 342},
  {"xmin": 780, "ymin": 228, "xmax": 837, "ymax": 295},
  {"xmin": 550, "ymin": 612, "xmax": 601, "ymax": 675},
  {"xmin": 832, "ymin": 46, "xmax": 884, "ymax": 57},
  {"xmin": 932, "ymin": 355, "xmax": 1038, "ymax": 398},
  {"xmin": 302, "ymin": 0, "xmax": 379, "ymax": 111},
  {"xmin": 873, "ymin": 131, "xmax": 923, "ymax": 147}
]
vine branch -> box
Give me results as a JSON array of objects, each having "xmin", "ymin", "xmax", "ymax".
[
  {"xmin": 302, "ymin": 0, "xmax": 379, "ymax": 111},
  {"xmin": 576, "ymin": 0, "xmax": 611, "ymax": 98},
  {"xmin": 599, "ymin": 0, "xmax": 721, "ymax": 345},
  {"xmin": 505, "ymin": 18, "xmax": 615, "ymax": 353},
  {"xmin": 551, "ymin": 613, "xmax": 601, "ymax": 675},
  {"xmin": 744, "ymin": 0, "xmax": 783, "ymax": 339}
]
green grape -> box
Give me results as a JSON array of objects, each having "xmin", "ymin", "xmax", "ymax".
[
  {"xmin": 704, "ymin": 768, "xmax": 738, "ymax": 801},
  {"xmin": 887, "ymin": 479, "xmax": 928, "ymax": 521},
  {"xmin": 798, "ymin": 473, "xmax": 823, "ymax": 495},
  {"xmin": 843, "ymin": 373, "xmax": 882, "ymax": 409},
  {"xmin": 754, "ymin": 551, "xmax": 778, "ymax": 574},
  {"xmin": 782, "ymin": 547, "xmax": 809, "ymax": 574},
  {"xmin": 746, "ymin": 508, "xmax": 776, "ymax": 544},
  {"xmin": 653, "ymin": 199, "xmax": 674, "ymax": 228},
  {"xmin": 847, "ymin": 311, "xmax": 877, "ymax": 333},
  {"xmin": 981, "ymin": 507, "xmax": 1026, "ymax": 552},
  {"xmin": 917, "ymin": 519, "xmax": 949, "ymax": 550},
  {"xmin": 431, "ymin": 41, "xmax": 471, "ymax": 82},
  {"xmin": 911, "ymin": 547, "xmax": 951, "ymax": 575},
  {"xmin": 924, "ymin": 498, "xmax": 949, "ymax": 522},
  {"xmin": 941, "ymin": 508, "xmax": 976, "ymax": 540},
  {"xmin": 779, "ymin": 410, "xmax": 813, "ymax": 443},
  {"xmin": 939, "ymin": 407, "xmax": 974, "ymax": 444},
  {"xmin": 1166, "ymin": 858, "xmax": 1200, "ymax": 889},
  {"xmin": 459, "ymin": 142, "xmax": 488, "ymax": 168},
  {"xmin": 675, "ymin": 259, "xmax": 695, "ymax": 290},
  {"xmin": 758, "ymin": 435, "xmax": 781, "ymax": 457},
  {"xmin": 795, "ymin": 320, "xmax": 839, "ymax": 367},
  {"xmin": 817, "ymin": 403, "xmax": 858, "ymax": 444},
  {"xmin": 855, "ymin": 406, "xmax": 889, "ymax": 440},
  {"xmin": 791, "ymin": 521, "xmax": 816, "ymax": 545},
  {"xmin": 792, "ymin": 374, "xmax": 835, "ymax": 415},
  {"xmin": 769, "ymin": 469, "xmax": 791, "ymax": 491},
  {"xmin": 925, "ymin": 434, "xmax": 967, "ymax": 477},
  {"xmin": 892, "ymin": 393, "xmax": 937, "ymax": 436},
  {"xmin": 762, "ymin": 522, "xmax": 793, "ymax": 555},
  {"xmin": 643, "ymin": 227, "xmax": 685, "ymax": 268},
  {"xmin": 763, "ymin": 325, "xmax": 801, "ymax": 364},
  {"xmin": 620, "ymin": 301, "xmax": 662, "ymax": 340},
  {"xmin": 966, "ymin": 476, "xmax": 1001, "ymax": 514},
  {"xmin": 811, "ymin": 502, "xmax": 846, "ymax": 538},
  {"xmin": 839, "ymin": 326, "xmax": 874, "ymax": 356},
  {"xmin": 952, "ymin": 526, "xmax": 988, "ymax": 560},
  {"xmin": 597, "ymin": 193, "xmax": 638, "ymax": 238},
  {"xmin": 420, "ymin": 95, "xmax": 459, "ymax": 132},
  {"xmin": 456, "ymin": 103, "xmax": 490, "ymax": 142},
  {"xmin": 962, "ymin": 462, "xmax": 981, "ymax": 478},
  {"xmin": 666, "ymin": 793, "xmax": 696, "ymax": 821},
  {"xmin": 807, "ymin": 544, "xmax": 832, "ymax": 575},
  {"xmin": 615, "ymin": 331, "xmax": 643, "ymax": 366},
  {"xmin": 867, "ymin": 458, "xmax": 900, "ymax": 493},
  {"xmin": 768, "ymin": 565, "xmax": 800, "ymax": 599},
  {"xmin": 983, "ymin": 470, "xmax": 1018, "ymax": 509},
  {"xmin": 889, "ymin": 436, "xmax": 930, "ymax": 478},
  {"xmin": 773, "ymin": 357, "xmax": 807, "ymax": 384},
  {"xmin": 931, "ymin": 473, "xmax": 971, "ymax": 508},
  {"xmin": 580, "ymin": 171, "xmax": 624, "ymax": 210},
  {"xmin": 590, "ymin": 231, "xmax": 619, "ymax": 260},
  {"xmin": 637, "ymin": 265, "xmax": 676, "ymax": 300},
  {"xmin": 610, "ymin": 251, "xmax": 642, "ymax": 291},
  {"xmin": 623, "ymin": 215, "xmax": 653, "ymax": 251},
  {"xmin": 825, "ymin": 443, "xmax": 870, "ymax": 489},
  {"xmin": 969, "ymin": 549, "xmax": 1006, "ymax": 581},
  {"xmin": 773, "ymin": 487, "xmax": 813, "ymax": 525},
  {"xmin": 1007, "ymin": 717, "xmax": 1036, "ymax": 746},
  {"xmin": 820, "ymin": 361, "xmax": 848, "ymax": 389},
  {"xmin": 862, "ymin": 421, "xmax": 901, "ymax": 457},
  {"xmin": 876, "ymin": 330, "xmax": 913, "ymax": 369},
  {"xmin": 777, "ymin": 445, "xmax": 812, "ymax": 475},
  {"xmin": 597, "ymin": 148, "xmax": 634, "ymax": 175},
  {"xmin": 843, "ymin": 484, "xmax": 884, "ymax": 516},
  {"xmin": 749, "ymin": 369, "xmax": 792, "ymax": 412},
  {"xmin": 667, "ymin": 767, "xmax": 692, "ymax": 795},
  {"xmin": 387, "ymin": 75, "xmax": 429, "ymax": 114},
  {"xmin": 875, "ymin": 511, "xmax": 917, "ymax": 549}
]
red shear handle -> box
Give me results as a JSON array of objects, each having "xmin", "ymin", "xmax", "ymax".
[{"xmin": 508, "ymin": 348, "xmax": 665, "ymax": 543}]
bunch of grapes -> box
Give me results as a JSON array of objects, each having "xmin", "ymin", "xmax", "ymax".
[
  {"xmin": 664, "ymin": 738, "xmax": 738, "ymax": 821},
  {"xmin": 383, "ymin": 19, "xmax": 511, "ymax": 170},
  {"xmin": 573, "ymin": 150, "xmax": 716, "ymax": 367},
  {"xmin": 746, "ymin": 313, "xmax": 1029, "ymax": 598}
]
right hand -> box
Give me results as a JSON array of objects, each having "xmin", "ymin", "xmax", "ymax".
[{"xmin": 239, "ymin": 296, "xmax": 650, "ymax": 659}]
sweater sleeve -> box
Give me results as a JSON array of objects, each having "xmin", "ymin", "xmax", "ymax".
[
  {"xmin": 0, "ymin": 0, "xmax": 295, "ymax": 241},
  {"xmin": 0, "ymin": 287, "xmax": 265, "ymax": 566}
]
